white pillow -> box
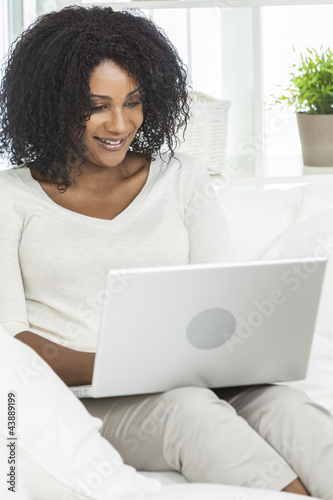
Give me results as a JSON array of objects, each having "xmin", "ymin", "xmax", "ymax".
[
  {"xmin": 259, "ymin": 183, "xmax": 333, "ymax": 413},
  {"xmin": 0, "ymin": 328, "xmax": 161, "ymax": 500},
  {"xmin": 261, "ymin": 184, "xmax": 333, "ymax": 334},
  {"xmin": 216, "ymin": 186, "xmax": 302, "ymax": 260}
]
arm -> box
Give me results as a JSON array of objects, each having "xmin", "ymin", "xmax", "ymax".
[
  {"xmin": 0, "ymin": 196, "xmax": 93, "ymax": 387},
  {"xmin": 15, "ymin": 331, "xmax": 95, "ymax": 386}
]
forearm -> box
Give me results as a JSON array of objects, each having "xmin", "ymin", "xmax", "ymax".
[{"xmin": 15, "ymin": 331, "xmax": 95, "ymax": 387}]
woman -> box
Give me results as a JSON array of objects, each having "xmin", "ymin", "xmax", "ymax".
[{"xmin": 0, "ymin": 6, "xmax": 332, "ymax": 498}]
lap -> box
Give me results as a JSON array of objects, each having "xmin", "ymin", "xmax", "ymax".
[
  {"xmin": 81, "ymin": 386, "xmax": 298, "ymax": 489},
  {"xmin": 81, "ymin": 385, "xmax": 333, "ymax": 497}
]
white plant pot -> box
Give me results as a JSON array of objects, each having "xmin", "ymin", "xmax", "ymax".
[{"xmin": 297, "ymin": 113, "xmax": 333, "ymax": 167}]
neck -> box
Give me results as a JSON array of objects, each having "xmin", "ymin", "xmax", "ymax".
[{"xmin": 30, "ymin": 153, "xmax": 150, "ymax": 195}]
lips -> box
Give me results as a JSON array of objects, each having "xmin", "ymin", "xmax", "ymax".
[{"xmin": 94, "ymin": 136, "xmax": 128, "ymax": 151}]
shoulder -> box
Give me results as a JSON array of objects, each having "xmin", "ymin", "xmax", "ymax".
[
  {"xmin": 150, "ymin": 152, "xmax": 212, "ymax": 209},
  {"xmin": 158, "ymin": 151, "xmax": 199, "ymax": 168},
  {"xmin": 0, "ymin": 166, "xmax": 33, "ymax": 218},
  {"xmin": 0, "ymin": 165, "xmax": 29, "ymax": 190},
  {"xmin": 154, "ymin": 151, "xmax": 207, "ymax": 183}
]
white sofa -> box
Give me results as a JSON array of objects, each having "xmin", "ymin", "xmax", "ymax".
[
  {"xmin": 1, "ymin": 179, "xmax": 333, "ymax": 500},
  {"xmin": 215, "ymin": 180, "xmax": 333, "ymax": 414},
  {"xmin": 145, "ymin": 179, "xmax": 333, "ymax": 493}
]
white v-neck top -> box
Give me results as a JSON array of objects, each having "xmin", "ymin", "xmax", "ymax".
[{"xmin": 0, "ymin": 153, "xmax": 232, "ymax": 351}]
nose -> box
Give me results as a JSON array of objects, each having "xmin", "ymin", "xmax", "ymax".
[{"xmin": 104, "ymin": 107, "xmax": 129, "ymax": 135}]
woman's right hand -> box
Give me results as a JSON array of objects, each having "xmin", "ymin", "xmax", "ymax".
[{"xmin": 15, "ymin": 331, "xmax": 95, "ymax": 386}]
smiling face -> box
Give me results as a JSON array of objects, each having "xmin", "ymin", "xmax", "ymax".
[{"xmin": 82, "ymin": 60, "xmax": 144, "ymax": 171}]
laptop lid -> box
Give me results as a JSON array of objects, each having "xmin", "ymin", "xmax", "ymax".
[{"xmin": 86, "ymin": 257, "xmax": 327, "ymax": 398}]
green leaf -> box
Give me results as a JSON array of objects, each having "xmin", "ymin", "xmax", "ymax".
[{"xmin": 268, "ymin": 46, "xmax": 333, "ymax": 114}]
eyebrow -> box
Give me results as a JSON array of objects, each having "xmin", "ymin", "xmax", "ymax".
[{"xmin": 90, "ymin": 87, "xmax": 141, "ymax": 100}]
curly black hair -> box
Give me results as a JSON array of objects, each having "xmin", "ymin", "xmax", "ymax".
[{"xmin": 0, "ymin": 6, "xmax": 190, "ymax": 188}]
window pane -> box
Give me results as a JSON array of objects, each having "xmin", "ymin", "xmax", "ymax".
[
  {"xmin": 190, "ymin": 7, "xmax": 222, "ymax": 99},
  {"xmin": 263, "ymin": 5, "xmax": 333, "ymax": 172},
  {"xmin": 153, "ymin": 9, "xmax": 189, "ymax": 69}
]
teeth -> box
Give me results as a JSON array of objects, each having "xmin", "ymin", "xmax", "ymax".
[{"xmin": 100, "ymin": 138, "xmax": 122, "ymax": 145}]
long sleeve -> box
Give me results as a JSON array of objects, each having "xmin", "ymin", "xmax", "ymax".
[
  {"xmin": 0, "ymin": 158, "xmax": 232, "ymax": 350},
  {"xmin": 184, "ymin": 159, "xmax": 233, "ymax": 264},
  {"xmin": 0, "ymin": 200, "xmax": 29, "ymax": 336}
]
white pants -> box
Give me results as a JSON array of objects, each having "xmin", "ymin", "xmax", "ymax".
[{"xmin": 82, "ymin": 384, "xmax": 333, "ymax": 499}]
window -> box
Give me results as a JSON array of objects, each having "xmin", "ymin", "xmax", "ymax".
[
  {"xmin": 1, "ymin": 1, "xmax": 332, "ymax": 180},
  {"xmin": 262, "ymin": 4, "xmax": 333, "ymax": 177}
]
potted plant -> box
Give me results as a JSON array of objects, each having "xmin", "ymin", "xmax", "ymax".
[{"xmin": 271, "ymin": 47, "xmax": 333, "ymax": 167}]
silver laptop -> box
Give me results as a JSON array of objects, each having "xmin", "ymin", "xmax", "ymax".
[{"xmin": 71, "ymin": 257, "xmax": 327, "ymax": 398}]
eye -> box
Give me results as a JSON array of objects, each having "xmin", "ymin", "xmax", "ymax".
[
  {"xmin": 90, "ymin": 105, "xmax": 107, "ymax": 113},
  {"xmin": 125, "ymin": 100, "xmax": 141, "ymax": 108}
]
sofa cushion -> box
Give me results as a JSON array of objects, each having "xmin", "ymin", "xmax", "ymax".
[
  {"xmin": 253, "ymin": 182, "xmax": 333, "ymax": 413},
  {"xmin": 216, "ymin": 186, "xmax": 302, "ymax": 260},
  {"xmin": 260, "ymin": 182, "xmax": 333, "ymax": 334},
  {"xmin": 0, "ymin": 328, "xmax": 161, "ymax": 500}
]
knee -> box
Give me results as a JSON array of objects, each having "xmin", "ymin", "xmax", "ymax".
[
  {"xmin": 264, "ymin": 385, "xmax": 332, "ymax": 420},
  {"xmin": 161, "ymin": 386, "xmax": 235, "ymax": 421},
  {"xmin": 164, "ymin": 386, "xmax": 216, "ymax": 408},
  {"xmin": 261, "ymin": 384, "xmax": 311, "ymax": 410},
  {"xmin": 244, "ymin": 384, "xmax": 314, "ymax": 421}
]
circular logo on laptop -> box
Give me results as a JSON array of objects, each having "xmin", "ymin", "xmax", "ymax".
[{"xmin": 186, "ymin": 308, "xmax": 236, "ymax": 350}]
